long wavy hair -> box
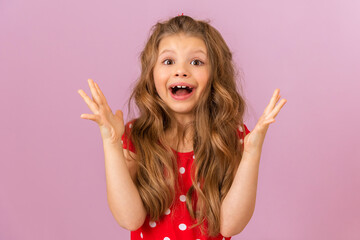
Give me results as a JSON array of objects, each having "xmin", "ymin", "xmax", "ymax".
[{"xmin": 123, "ymin": 15, "xmax": 249, "ymax": 237}]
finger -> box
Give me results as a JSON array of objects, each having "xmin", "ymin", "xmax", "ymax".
[
  {"xmin": 264, "ymin": 118, "xmax": 276, "ymax": 125},
  {"xmin": 88, "ymin": 79, "xmax": 103, "ymax": 105},
  {"xmin": 268, "ymin": 98, "xmax": 287, "ymax": 119},
  {"xmin": 78, "ymin": 89, "xmax": 100, "ymax": 113},
  {"xmin": 264, "ymin": 89, "xmax": 280, "ymax": 114},
  {"xmin": 276, "ymin": 94, "xmax": 281, "ymax": 102},
  {"xmin": 270, "ymin": 90, "xmax": 282, "ymax": 110},
  {"xmin": 94, "ymin": 81, "xmax": 109, "ymax": 106},
  {"xmin": 115, "ymin": 109, "xmax": 123, "ymax": 119},
  {"xmin": 80, "ymin": 113, "xmax": 100, "ymax": 122}
]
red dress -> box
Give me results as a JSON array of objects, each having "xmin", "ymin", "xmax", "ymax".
[{"xmin": 121, "ymin": 121, "xmax": 251, "ymax": 240}]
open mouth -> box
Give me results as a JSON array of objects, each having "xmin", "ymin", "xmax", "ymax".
[{"xmin": 169, "ymin": 86, "xmax": 194, "ymax": 96}]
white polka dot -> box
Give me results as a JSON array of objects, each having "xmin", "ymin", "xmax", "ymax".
[
  {"xmin": 240, "ymin": 139, "xmax": 243, "ymax": 144},
  {"xmin": 129, "ymin": 123, "xmax": 132, "ymax": 128},
  {"xmin": 140, "ymin": 232, "xmax": 143, "ymax": 238},
  {"xmin": 239, "ymin": 125, "xmax": 243, "ymax": 132},
  {"xmin": 179, "ymin": 195, "xmax": 186, "ymax": 202},
  {"xmin": 121, "ymin": 140, "xmax": 123, "ymax": 145},
  {"xmin": 179, "ymin": 167, "xmax": 185, "ymax": 174},
  {"xmin": 149, "ymin": 221, "xmax": 156, "ymax": 227},
  {"xmin": 193, "ymin": 155, "xmax": 195, "ymax": 159},
  {"xmin": 222, "ymin": 238, "xmax": 225, "ymax": 240},
  {"xmin": 179, "ymin": 223, "xmax": 187, "ymax": 231},
  {"xmin": 165, "ymin": 208, "xmax": 171, "ymax": 215},
  {"xmin": 164, "ymin": 237, "xmax": 170, "ymax": 240}
]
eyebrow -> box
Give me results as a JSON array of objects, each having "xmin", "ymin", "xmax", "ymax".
[{"xmin": 159, "ymin": 49, "xmax": 207, "ymax": 57}]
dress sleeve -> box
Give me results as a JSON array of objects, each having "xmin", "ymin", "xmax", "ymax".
[
  {"xmin": 237, "ymin": 123, "xmax": 251, "ymax": 145},
  {"xmin": 121, "ymin": 121, "xmax": 136, "ymax": 154}
]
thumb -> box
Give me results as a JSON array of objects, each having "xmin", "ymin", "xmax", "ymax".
[{"xmin": 115, "ymin": 110, "xmax": 123, "ymax": 119}]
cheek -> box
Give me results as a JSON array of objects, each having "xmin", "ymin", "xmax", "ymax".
[
  {"xmin": 154, "ymin": 70, "xmax": 169, "ymax": 87},
  {"xmin": 156, "ymin": 69, "xmax": 169, "ymax": 80},
  {"xmin": 153, "ymin": 81, "xmax": 163, "ymax": 96},
  {"xmin": 153, "ymin": 77, "xmax": 166, "ymax": 96},
  {"xmin": 153, "ymin": 68, "xmax": 161, "ymax": 87},
  {"xmin": 196, "ymin": 71, "xmax": 210, "ymax": 85}
]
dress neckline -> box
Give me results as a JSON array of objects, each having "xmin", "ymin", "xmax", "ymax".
[{"xmin": 170, "ymin": 147, "xmax": 194, "ymax": 156}]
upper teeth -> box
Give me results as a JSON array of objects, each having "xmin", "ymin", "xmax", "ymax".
[{"xmin": 171, "ymin": 86, "xmax": 192, "ymax": 89}]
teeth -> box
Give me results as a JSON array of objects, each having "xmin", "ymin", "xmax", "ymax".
[{"xmin": 171, "ymin": 86, "xmax": 193, "ymax": 89}]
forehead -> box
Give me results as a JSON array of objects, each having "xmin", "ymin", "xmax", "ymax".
[{"xmin": 158, "ymin": 33, "xmax": 207, "ymax": 56}]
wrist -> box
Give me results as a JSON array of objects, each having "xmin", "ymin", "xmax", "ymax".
[
  {"xmin": 102, "ymin": 137, "xmax": 123, "ymax": 147},
  {"xmin": 243, "ymin": 147, "xmax": 262, "ymax": 159}
]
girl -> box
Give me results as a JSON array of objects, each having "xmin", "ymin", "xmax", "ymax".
[{"xmin": 78, "ymin": 15, "xmax": 286, "ymax": 240}]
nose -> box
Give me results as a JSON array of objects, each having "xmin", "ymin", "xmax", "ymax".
[
  {"xmin": 174, "ymin": 62, "xmax": 189, "ymax": 77},
  {"xmin": 175, "ymin": 73, "xmax": 187, "ymax": 77}
]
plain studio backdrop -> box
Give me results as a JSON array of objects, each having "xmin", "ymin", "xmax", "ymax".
[{"xmin": 0, "ymin": 0, "xmax": 359, "ymax": 239}]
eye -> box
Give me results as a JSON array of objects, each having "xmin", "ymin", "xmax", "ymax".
[
  {"xmin": 163, "ymin": 59, "xmax": 174, "ymax": 65},
  {"xmin": 162, "ymin": 59, "xmax": 204, "ymax": 66},
  {"xmin": 191, "ymin": 59, "xmax": 204, "ymax": 66}
]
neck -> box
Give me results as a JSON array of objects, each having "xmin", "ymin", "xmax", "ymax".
[{"xmin": 165, "ymin": 119, "xmax": 195, "ymax": 151}]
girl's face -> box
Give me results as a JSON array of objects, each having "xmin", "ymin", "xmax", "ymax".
[{"xmin": 153, "ymin": 33, "xmax": 210, "ymax": 123}]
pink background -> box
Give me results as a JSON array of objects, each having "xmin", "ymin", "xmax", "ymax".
[{"xmin": 1, "ymin": 0, "xmax": 359, "ymax": 239}]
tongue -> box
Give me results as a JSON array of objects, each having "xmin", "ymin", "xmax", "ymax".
[{"xmin": 175, "ymin": 89, "xmax": 190, "ymax": 96}]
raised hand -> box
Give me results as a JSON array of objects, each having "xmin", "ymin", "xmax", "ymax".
[
  {"xmin": 78, "ymin": 79, "xmax": 125, "ymax": 144},
  {"xmin": 243, "ymin": 89, "xmax": 287, "ymax": 156}
]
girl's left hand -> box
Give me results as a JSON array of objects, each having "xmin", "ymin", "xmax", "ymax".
[{"xmin": 243, "ymin": 89, "xmax": 287, "ymax": 156}]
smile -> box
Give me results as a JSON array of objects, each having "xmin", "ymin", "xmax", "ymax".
[{"xmin": 169, "ymin": 86, "xmax": 195, "ymax": 100}]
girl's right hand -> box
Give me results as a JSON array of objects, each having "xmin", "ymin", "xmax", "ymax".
[{"xmin": 78, "ymin": 79, "xmax": 125, "ymax": 145}]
